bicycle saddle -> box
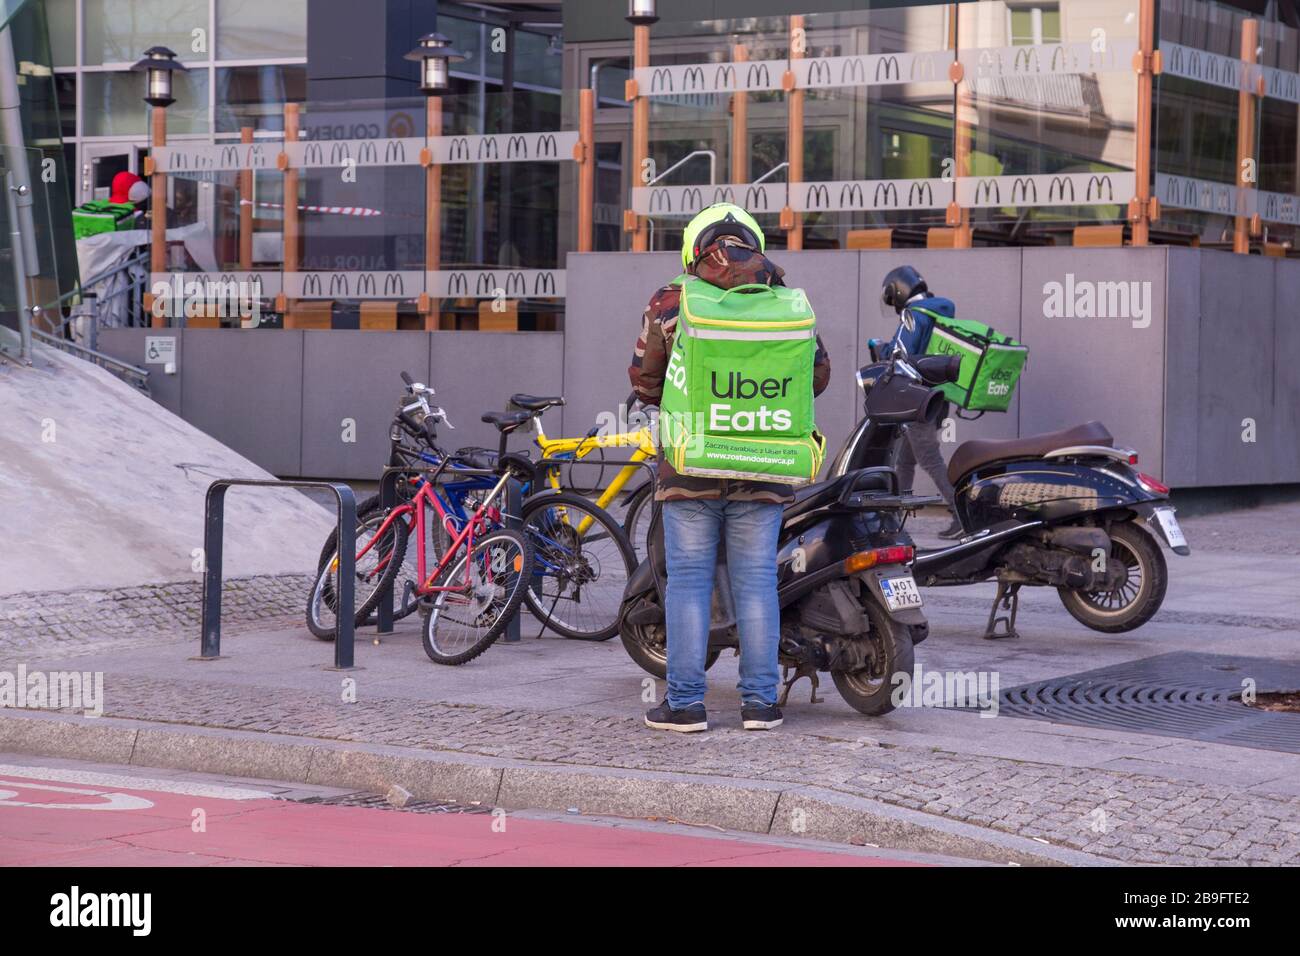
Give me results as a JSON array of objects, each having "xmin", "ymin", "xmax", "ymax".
[
  {"xmin": 482, "ymin": 409, "xmax": 534, "ymax": 433},
  {"xmin": 509, "ymin": 393, "xmax": 565, "ymax": 412}
]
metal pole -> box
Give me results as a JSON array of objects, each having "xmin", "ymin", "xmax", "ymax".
[
  {"xmin": 1235, "ymin": 19, "xmax": 1259, "ymax": 255},
  {"xmin": 276, "ymin": 103, "xmax": 300, "ymax": 322},
  {"xmin": 4, "ymin": 171, "xmax": 33, "ymax": 364},
  {"xmin": 423, "ymin": 95, "xmax": 442, "ymax": 330},
  {"xmin": 630, "ymin": 23, "xmax": 651, "ymax": 252},
  {"xmin": 784, "ymin": 16, "xmax": 805, "ymax": 250},
  {"xmin": 0, "ymin": 27, "xmax": 40, "ymax": 275},
  {"xmin": 239, "ymin": 126, "xmax": 253, "ymax": 269},
  {"xmin": 501, "ymin": 477, "xmax": 523, "ymax": 643},
  {"xmin": 577, "ymin": 88, "xmax": 595, "ymax": 252},
  {"xmin": 334, "ymin": 488, "xmax": 357, "ymax": 669},
  {"xmin": 948, "ymin": 4, "xmax": 972, "ymax": 249},
  {"xmin": 1130, "ymin": 0, "xmax": 1157, "ymax": 245},
  {"xmin": 731, "ymin": 44, "xmax": 749, "ymax": 184},
  {"xmin": 149, "ymin": 105, "xmax": 167, "ymax": 325},
  {"xmin": 200, "ymin": 483, "xmax": 227, "ymax": 659}
]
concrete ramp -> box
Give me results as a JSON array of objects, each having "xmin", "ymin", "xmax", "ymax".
[{"xmin": 0, "ymin": 346, "xmax": 336, "ymax": 596}]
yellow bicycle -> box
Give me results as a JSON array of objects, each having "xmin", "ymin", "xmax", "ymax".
[{"xmin": 509, "ymin": 392, "xmax": 658, "ymax": 560}]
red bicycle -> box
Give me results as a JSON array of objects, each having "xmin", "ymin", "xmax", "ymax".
[{"xmin": 308, "ymin": 409, "xmax": 538, "ymax": 665}]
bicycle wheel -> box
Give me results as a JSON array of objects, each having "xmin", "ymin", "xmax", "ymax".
[
  {"xmin": 307, "ymin": 508, "xmax": 410, "ymax": 641},
  {"xmin": 520, "ymin": 491, "xmax": 636, "ymax": 641},
  {"xmin": 622, "ymin": 482, "xmax": 655, "ymax": 563},
  {"xmin": 421, "ymin": 528, "xmax": 533, "ymax": 665}
]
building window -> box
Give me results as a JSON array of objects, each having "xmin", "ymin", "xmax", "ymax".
[
  {"xmin": 1007, "ymin": 4, "xmax": 1061, "ymax": 46},
  {"xmin": 215, "ymin": 0, "xmax": 307, "ymax": 60}
]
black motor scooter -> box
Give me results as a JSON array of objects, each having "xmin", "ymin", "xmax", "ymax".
[
  {"xmin": 618, "ymin": 413, "xmax": 945, "ymax": 717},
  {"xmin": 829, "ymin": 330, "xmax": 1190, "ymax": 639}
]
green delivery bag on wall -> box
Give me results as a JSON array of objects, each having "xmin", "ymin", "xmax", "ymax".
[
  {"xmin": 659, "ymin": 275, "xmax": 825, "ymax": 484},
  {"xmin": 916, "ymin": 310, "xmax": 1029, "ymax": 413}
]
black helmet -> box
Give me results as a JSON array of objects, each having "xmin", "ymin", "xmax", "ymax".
[{"xmin": 881, "ymin": 265, "xmax": 928, "ymax": 315}]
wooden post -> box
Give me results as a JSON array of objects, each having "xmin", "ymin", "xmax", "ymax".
[
  {"xmin": 239, "ymin": 126, "xmax": 253, "ymax": 269},
  {"xmin": 948, "ymin": 5, "xmax": 973, "ymax": 249},
  {"xmin": 148, "ymin": 105, "xmax": 166, "ymax": 326},
  {"xmin": 424, "ymin": 95, "xmax": 443, "ymax": 330},
  {"xmin": 278, "ymin": 103, "xmax": 300, "ymax": 323},
  {"xmin": 577, "ymin": 88, "xmax": 595, "ymax": 253},
  {"xmin": 630, "ymin": 23, "xmax": 651, "ymax": 252},
  {"xmin": 1129, "ymin": 0, "xmax": 1157, "ymax": 245},
  {"xmin": 784, "ymin": 15, "xmax": 805, "ymax": 251},
  {"xmin": 731, "ymin": 44, "xmax": 749, "ymax": 184},
  {"xmin": 1235, "ymin": 19, "xmax": 1259, "ymax": 255}
]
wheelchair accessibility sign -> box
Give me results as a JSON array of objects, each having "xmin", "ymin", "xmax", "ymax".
[{"xmin": 144, "ymin": 336, "xmax": 175, "ymax": 366}]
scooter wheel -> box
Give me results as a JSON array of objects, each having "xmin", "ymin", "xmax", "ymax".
[
  {"xmin": 831, "ymin": 600, "xmax": 914, "ymax": 716},
  {"xmin": 1057, "ymin": 519, "xmax": 1168, "ymax": 633},
  {"xmin": 618, "ymin": 600, "xmax": 722, "ymax": 679}
]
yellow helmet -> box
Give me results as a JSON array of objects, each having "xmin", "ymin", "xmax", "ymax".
[{"xmin": 681, "ymin": 202, "xmax": 765, "ymax": 271}]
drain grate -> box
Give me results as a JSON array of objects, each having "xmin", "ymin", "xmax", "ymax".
[
  {"xmin": 967, "ymin": 652, "xmax": 1300, "ymax": 754},
  {"xmin": 286, "ymin": 792, "xmax": 494, "ymax": 814}
]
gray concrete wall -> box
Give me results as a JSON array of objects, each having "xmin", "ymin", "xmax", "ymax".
[
  {"xmin": 97, "ymin": 328, "xmax": 566, "ymax": 480},
  {"xmin": 97, "ymin": 247, "xmax": 1298, "ymax": 488}
]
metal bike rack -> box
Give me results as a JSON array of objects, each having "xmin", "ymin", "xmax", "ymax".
[{"xmin": 200, "ymin": 479, "xmax": 358, "ymax": 668}]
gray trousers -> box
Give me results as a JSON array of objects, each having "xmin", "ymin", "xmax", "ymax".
[{"xmin": 895, "ymin": 422, "xmax": 956, "ymax": 508}]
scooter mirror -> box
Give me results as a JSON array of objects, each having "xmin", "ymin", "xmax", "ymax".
[{"xmin": 900, "ymin": 307, "xmax": 916, "ymax": 334}]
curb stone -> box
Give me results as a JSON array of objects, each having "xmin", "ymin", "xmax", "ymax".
[{"xmin": 0, "ymin": 709, "xmax": 1110, "ymax": 865}]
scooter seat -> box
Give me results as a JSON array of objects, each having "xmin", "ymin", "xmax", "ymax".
[{"xmin": 947, "ymin": 421, "xmax": 1113, "ymax": 485}]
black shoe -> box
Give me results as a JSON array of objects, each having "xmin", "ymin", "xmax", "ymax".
[
  {"xmin": 644, "ymin": 699, "xmax": 708, "ymax": 733},
  {"xmin": 937, "ymin": 516, "xmax": 964, "ymax": 539},
  {"xmin": 741, "ymin": 702, "xmax": 783, "ymax": 730}
]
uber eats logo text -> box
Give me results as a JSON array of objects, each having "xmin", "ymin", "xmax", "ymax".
[
  {"xmin": 710, "ymin": 371, "xmax": 795, "ymax": 431},
  {"xmin": 667, "ymin": 348, "xmax": 795, "ymax": 432}
]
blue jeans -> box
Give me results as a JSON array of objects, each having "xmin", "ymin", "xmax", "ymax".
[{"xmin": 661, "ymin": 498, "xmax": 782, "ymax": 710}]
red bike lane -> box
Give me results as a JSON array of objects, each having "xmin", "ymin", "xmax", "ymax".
[{"xmin": 0, "ymin": 770, "xmax": 927, "ymax": 867}]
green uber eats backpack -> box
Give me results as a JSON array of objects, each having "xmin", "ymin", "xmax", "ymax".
[
  {"xmin": 659, "ymin": 274, "xmax": 825, "ymax": 485},
  {"xmin": 915, "ymin": 309, "xmax": 1029, "ymax": 414},
  {"xmin": 72, "ymin": 200, "xmax": 139, "ymax": 240}
]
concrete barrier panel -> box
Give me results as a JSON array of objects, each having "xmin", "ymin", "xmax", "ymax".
[
  {"xmin": 1163, "ymin": 248, "xmax": 1201, "ymax": 486},
  {"xmin": 1274, "ymin": 259, "xmax": 1300, "ymax": 482},
  {"xmin": 180, "ymin": 329, "xmax": 305, "ymax": 476},
  {"xmin": 430, "ymin": 331, "xmax": 567, "ymax": 458},
  {"xmin": 1020, "ymin": 247, "xmax": 1167, "ymax": 476},
  {"xmin": 563, "ymin": 251, "xmax": 680, "ymax": 450},
  {"xmin": 1196, "ymin": 251, "xmax": 1275, "ymax": 486},
  {"xmin": 300, "ymin": 331, "xmax": 432, "ymax": 479}
]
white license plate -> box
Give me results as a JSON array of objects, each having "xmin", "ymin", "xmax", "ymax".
[
  {"xmin": 1153, "ymin": 507, "xmax": 1187, "ymax": 550},
  {"xmin": 880, "ymin": 574, "xmax": 923, "ymax": 611}
]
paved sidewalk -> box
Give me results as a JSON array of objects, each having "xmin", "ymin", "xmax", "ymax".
[{"xmin": 2, "ymin": 502, "xmax": 1299, "ymax": 865}]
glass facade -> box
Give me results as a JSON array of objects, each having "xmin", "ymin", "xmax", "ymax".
[{"xmin": 13, "ymin": 0, "xmax": 1299, "ymax": 332}]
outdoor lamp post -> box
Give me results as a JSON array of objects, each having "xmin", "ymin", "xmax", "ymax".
[
  {"xmin": 626, "ymin": 0, "xmax": 659, "ymax": 25},
  {"xmin": 625, "ymin": 1, "xmax": 656, "ymax": 250},
  {"xmin": 406, "ymin": 34, "xmax": 465, "ymax": 329},
  {"xmin": 130, "ymin": 46, "xmax": 186, "ymax": 326},
  {"xmin": 405, "ymin": 32, "xmax": 466, "ymax": 96}
]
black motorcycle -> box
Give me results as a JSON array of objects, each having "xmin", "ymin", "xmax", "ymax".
[
  {"xmin": 617, "ymin": 427, "xmax": 943, "ymax": 718},
  {"xmin": 829, "ymin": 335, "xmax": 1189, "ymax": 639}
]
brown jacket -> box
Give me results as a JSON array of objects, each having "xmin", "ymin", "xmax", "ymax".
[{"xmin": 628, "ymin": 237, "xmax": 831, "ymax": 502}]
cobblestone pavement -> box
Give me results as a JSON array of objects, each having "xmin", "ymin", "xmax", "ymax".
[
  {"xmin": 0, "ymin": 575, "xmax": 310, "ymax": 658},
  {"xmin": 54, "ymin": 672, "xmax": 1300, "ymax": 866}
]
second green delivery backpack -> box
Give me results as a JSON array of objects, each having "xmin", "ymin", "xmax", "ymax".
[
  {"xmin": 659, "ymin": 275, "xmax": 824, "ymax": 485},
  {"xmin": 916, "ymin": 310, "xmax": 1029, "ymax": 413}
]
